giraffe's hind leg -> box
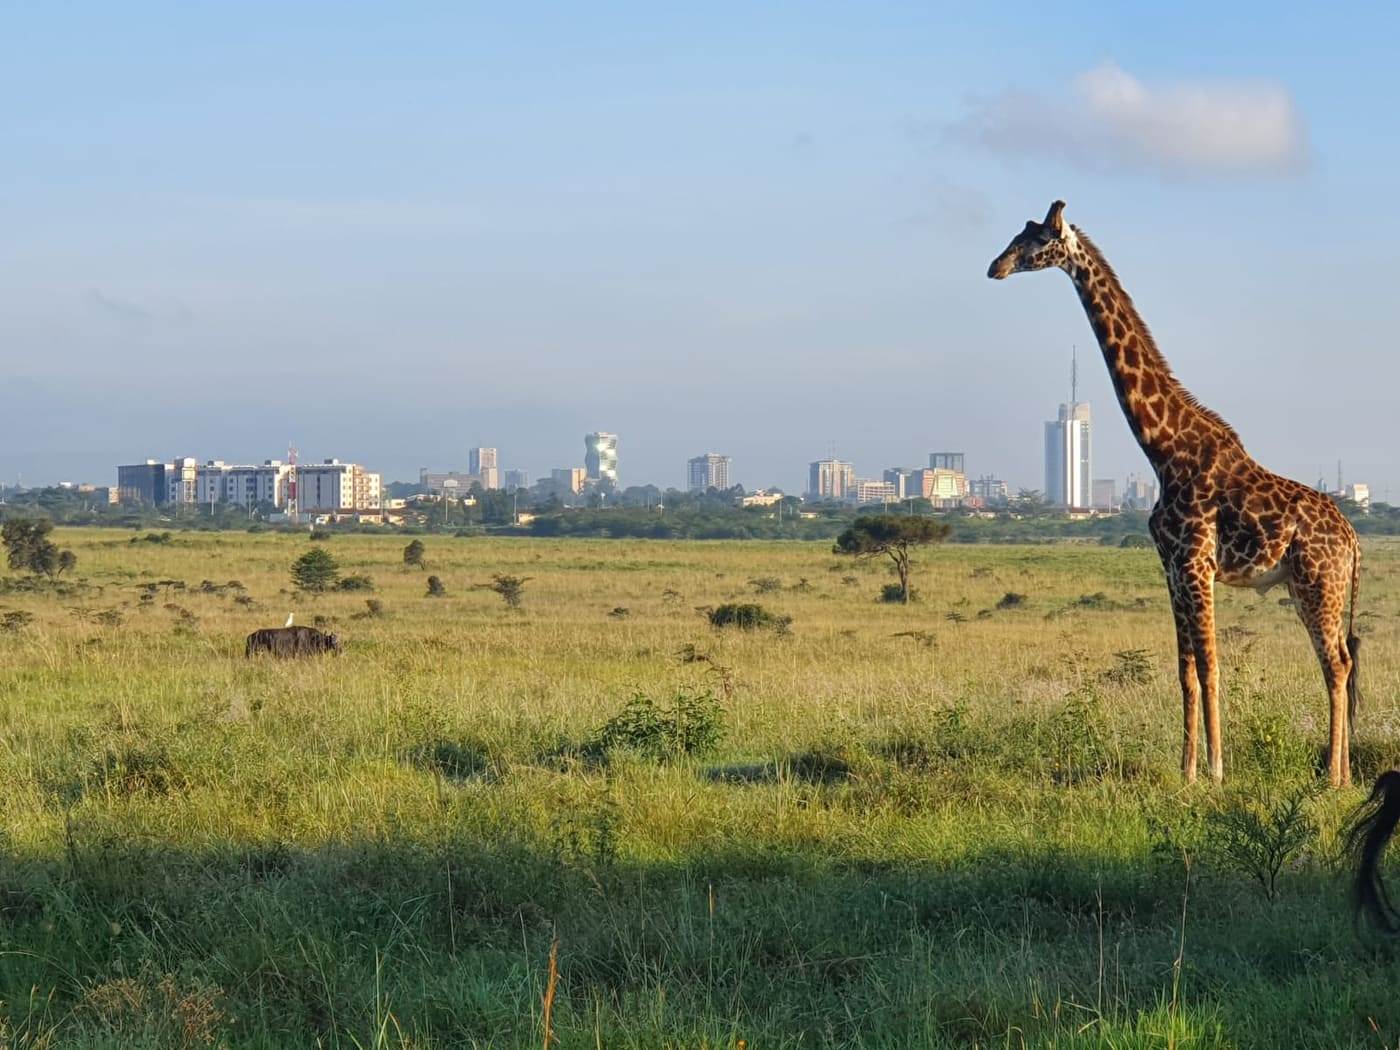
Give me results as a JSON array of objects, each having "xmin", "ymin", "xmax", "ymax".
[{"xmin": 1289, "ymin": 560, "xmax": 1354, "ymax": 788}]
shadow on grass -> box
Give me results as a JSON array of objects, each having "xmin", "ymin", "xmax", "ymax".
[{"xmin": 1, "ymin": 812, "xmax": 1391, "ymax": 1049}]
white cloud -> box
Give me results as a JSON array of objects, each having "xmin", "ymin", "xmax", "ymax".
[{"xmin": 951, "ymin": 62, "xmax": 1308, "ymax": 177}]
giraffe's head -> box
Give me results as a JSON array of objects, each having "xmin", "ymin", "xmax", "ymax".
[{"xmin": 987, "ymin": 200, "xmax": 1075, "ymax": 280}]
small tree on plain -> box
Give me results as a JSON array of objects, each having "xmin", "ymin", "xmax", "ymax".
[
  {"xmin": 426, "ymin": 575, "xmax": 447, "ymax": 598},
  {"xmin": 403, "ymin": 539, "xmax": 427, "ymax": 570},
  {"xmin": 1, "ymin": 517, "xmax": 75, "ymax": 578},
  {"xmin": 833, "ymin": 515, "xmax": 951, "ymax": 605},
  {"xmin": 477, "ymin": 573, "xmax": 531, "ymax": 609},
  {"xmin": 291, "ymin": 547, "xmax": 340, "ymax": 592}
]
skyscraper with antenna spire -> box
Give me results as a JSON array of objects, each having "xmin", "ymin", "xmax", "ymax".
[{"xmin": 1044, "ymin": 348, "xmax": 1092, "ymax": 509}]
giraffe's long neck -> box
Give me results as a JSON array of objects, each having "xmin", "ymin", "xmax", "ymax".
[{"xmin": 1062, "ymin": 229, "xmax": 1237, "ymax": 475}]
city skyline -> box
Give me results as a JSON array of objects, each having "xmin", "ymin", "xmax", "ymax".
[
  {"xmin": 5, "ymin": 7, "xmax": 1400, "ymax": 499},
  {"xmin": 24, "ymin": 412, "xmax": 1384, "ymax": 510}
]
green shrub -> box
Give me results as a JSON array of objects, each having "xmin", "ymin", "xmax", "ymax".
[
  {"xmin": 588, "ymin": 690, "xmax": 725, "ymax": 761},
  {"xmin": 1205, "ymin": 784, "xmax": 1319, "ymax": 900},
  {"xmin": 291, "ymin": 548, "xmax": 339, "ymax": 592},
  {"xmin": 1103, "ymin": 648, "xmax": 1154, "ymax": 685},
  {"xmin": 879, "ymin": 582, "xmax": 918, "ymax": 604},
  {"xmin": 708, "ymin": 602, "xmax": 790, "ymax": 632}
]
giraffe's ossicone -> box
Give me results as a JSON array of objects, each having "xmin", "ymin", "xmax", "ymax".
[{"xmin": 990, "ymin": 200, "xmax": 1361, "ymax": 787}]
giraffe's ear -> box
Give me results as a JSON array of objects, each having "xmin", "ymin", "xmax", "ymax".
[{"xmin": 1044, "ymin": 200, "xmax": 1067, "ymax": 235}]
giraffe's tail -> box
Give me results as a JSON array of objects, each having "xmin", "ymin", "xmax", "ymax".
[
  {"xmin": 1347, "ymin": 771, "xmax": 1400, "ymax": 931},
  {"xmin": 1348, "ymin": 541, "xmax": 1362, "ymax": 727}
]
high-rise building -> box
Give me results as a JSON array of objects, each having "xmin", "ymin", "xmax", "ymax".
[
  {"xmin": 116, "ymin": 460, "xmax": 168, "ymax": 504},
  {"xmin": 909, "ymin": 468, "xmax": 968, "ymax": 503},
  {"xmin": 1091, "ymin": 478, "xmax": 1117, "ymax": 511},
  {"xmin": 468, "ymin": 448, "xmax": 500, "ymax": 490},
  {"xmin": 503, "ymin": 469, "xmax": 529, "ymax": 492},
  {"xmin": 687, "ymin": 453, "xmax": 732, "ymax": 492},
  {"xmin": 929, "ymin": 452, "xmax": 965, "ymax": 473},
  {"xmin": 551, "ymin": 467, "xmax": 588, "ymax": 495},
  {"xmin": 969, "ymin": 475, "xmax": 1009, "ymax": 505},
  {"xmin": 585, "ymin": 432, "xmax": 618, "ymax": 484},
  {"xmin": 883, "ymin": 468, "xmax": 914, "ymax": 499},
  {"xmin": 1123, "ymin": 473, "xmax": 1157, "ymax": 511},
  {"xmin": 808, "ymin": 459, "xmax": 855, "ymax": 501},
  {"xmin": 1044, "ymin": 402, "xmax": 1092, "ymax": 508}
]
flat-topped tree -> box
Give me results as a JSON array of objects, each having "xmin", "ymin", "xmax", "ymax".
[
  {"xmin": 834, "ymin": 515, "xmax": 951, "ymax": 605},
  {"xmin": 989, "ymin": 200, "xmax": 1362, "ymax": 787}
]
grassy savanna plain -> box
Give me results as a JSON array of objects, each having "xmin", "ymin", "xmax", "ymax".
[{"xmin": 5, "ymin": 529, "xmax": 1400, "ymax": 1047}]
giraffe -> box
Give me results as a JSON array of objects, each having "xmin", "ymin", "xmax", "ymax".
[{"xmin": 987, "ymin": 201, "xmax": 1362, "ymax": 787}]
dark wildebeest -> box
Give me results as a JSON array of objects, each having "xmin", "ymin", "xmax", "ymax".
[{"xmin": 245, "ymin": 625, "xmax": 341, "ymax": 657}]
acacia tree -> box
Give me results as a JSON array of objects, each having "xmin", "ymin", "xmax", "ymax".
[
  {"xmin": 1, "ymin": 517, "xmax": 75, "ymax": 578},
  {"xmin": 477, "ymin": 573, "xmax": 531, "ymax": 609},
  {"xmin": 833, "ymin": 515, "xmax": 951, "ymax": 604}
]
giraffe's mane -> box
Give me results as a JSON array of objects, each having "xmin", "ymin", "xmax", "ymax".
[{"xmin": 1072, "ymin": 226, "xmax": 1242, "ymax": 445}]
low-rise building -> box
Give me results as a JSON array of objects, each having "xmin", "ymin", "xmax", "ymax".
[
  {"xmin": 849, "ymin": 479, "xmax": 898, "ymax": 505},
  {"xmin": 739, "ymin": 489, "xmax": 786, "ymax": 508},
  {"xmin": 1092, "ymin": 478, "xmax": 1118, "ymax": 512}
]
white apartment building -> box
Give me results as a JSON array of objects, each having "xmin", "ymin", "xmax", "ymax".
[
  {"xmin": 197, "ymin": 460, "xmax": 291, "ymax": 508},
  {"xmin": 808, "ymin": 459, "xmax": 855, "ymax": 501},
  {"xmin": 165, "ymin": 457, "xmax": 199, "ymax": 505},
  {"xmin": 687, "ymin": 453, "xmax": 732, "ymax": 492},
  {"xmin": 848, "ymin": 479, "xmax": 898, "ymax": 505},
  {"xmin": 298, "ymin": 459, "xmax": 382, "ymax": 512}
]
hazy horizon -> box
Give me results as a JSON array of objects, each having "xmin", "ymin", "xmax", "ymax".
[{"xmin": 4, "ymin": 4, "xmax": 1398, "ymax": 499}]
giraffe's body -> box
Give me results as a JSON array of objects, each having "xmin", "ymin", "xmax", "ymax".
[{"xmin": 990, "ymin": 201, "xmax": 1361, "ymax": 786}]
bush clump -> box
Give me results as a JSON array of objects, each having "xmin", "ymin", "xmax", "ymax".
[
  {"xmin": 879, "ymin": 583, "xmax": 917, "ymax": 604},
  {"xmin": 707, "ymin": 602, "xmax": 791, "ymax": 632},
  {"xmin": 335, "ymin": 574, "xmax": 375, "ymax": 592},
  {"xmin": 291, "ymin": 548, "xmax": 339, "ymax": 592},
  {"xmin": 588, "ymin": 691, "xmax": 725, "ymax": 761}
]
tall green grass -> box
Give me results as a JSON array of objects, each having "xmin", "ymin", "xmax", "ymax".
[{"xmin": 1, "ymin": 529, "xmax": 1399, "ymax": 1046}]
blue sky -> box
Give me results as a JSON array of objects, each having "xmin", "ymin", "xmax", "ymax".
[{"xmin": 2, "ymin": 3, "xmax": 1397, "ymax": 496}]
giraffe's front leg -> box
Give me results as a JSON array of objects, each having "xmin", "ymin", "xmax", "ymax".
[
  {"xmin": 1176, "ymin": 566, "xmax": 1222, "ymax": 783},
  {"xmin": 1170, "ymin": 601, "xmax": 1202, "ymax": 782}
]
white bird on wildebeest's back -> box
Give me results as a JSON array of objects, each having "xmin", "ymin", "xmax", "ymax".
[{"xmin": 285, "ymin": 613, "xmax": 294, "ymax": 627}]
